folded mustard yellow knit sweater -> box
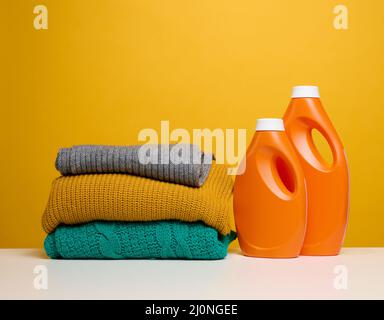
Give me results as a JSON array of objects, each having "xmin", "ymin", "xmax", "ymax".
[{"xmin": 42, "ymin": 163, "xmax": 233, "ymax": 235}]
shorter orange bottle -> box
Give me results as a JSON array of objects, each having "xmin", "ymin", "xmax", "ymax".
[{"xmin": 234, "ymin": 118, "xmax": 307, "ymax": 258}]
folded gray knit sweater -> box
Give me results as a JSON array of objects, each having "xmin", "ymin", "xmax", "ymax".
[{"xmin": 55, "ymin": 144, "xmax": 213, "ymax": 187}]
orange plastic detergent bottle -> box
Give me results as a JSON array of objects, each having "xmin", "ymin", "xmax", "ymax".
[
  {"xmin": 233, "ymin": 119, "xmax": 307, "ymax": 258},
  {"xmin": 284, "ymin": 86, "xmax": 349, "ymax": 256}
]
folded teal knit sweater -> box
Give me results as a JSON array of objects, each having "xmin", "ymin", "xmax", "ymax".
[{"xmin": 45, "ymin": 221, "xmax": 236, "ymax": 260}]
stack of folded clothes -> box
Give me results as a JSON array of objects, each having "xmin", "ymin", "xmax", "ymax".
[{"xmin": 42, "ymin": 144, "xmax": 236, "ymax": 260}]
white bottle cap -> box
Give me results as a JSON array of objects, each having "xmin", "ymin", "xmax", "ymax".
[
  {"xmin": 291, "ymin": 85, "xmax": 320, "ymax": 98},
  {"xmin": 256, "ymin": 118, "xmax": 285, "ymax": 131}
]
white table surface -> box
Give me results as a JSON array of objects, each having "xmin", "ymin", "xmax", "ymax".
[{"xmin": 0, "ymin": 248, "xmax": 383, "ymax": 300}]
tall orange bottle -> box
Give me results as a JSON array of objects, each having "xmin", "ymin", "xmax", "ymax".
[
  {"xmin": 284, "ymin": 86, "xmax": 349, "ymax": 256},
  {"xmin": 234, "ymin": 119, "xmax": 307, "ymax": 258}
]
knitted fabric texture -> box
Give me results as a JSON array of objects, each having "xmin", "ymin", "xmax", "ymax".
[
  {"xmin": 56, "ymin": 144, "xmax": 212, "ymax": 187},
  {"xmin": 44, "ymin": 221, "xmax": 237, "ymax": 260},
  {"xmin": 42, "ymin": 163, "xmax": 233, "ymax": 235}
]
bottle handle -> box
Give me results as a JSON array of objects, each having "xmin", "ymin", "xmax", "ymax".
[
  {"xmin": 257, "ymin": 144, "xmax": 303, "ymax": 201},
  {"xmin": 273, "ymin": 146, "xmax": 303, "ymax": 198},
  {"xmin": 304, "ymin": 116, "xmax": 343, "ymax": 170}
]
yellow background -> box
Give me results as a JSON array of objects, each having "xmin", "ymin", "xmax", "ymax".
[{"xmin": 1, "ymin": 1, "xmax": 383, "ymax": 247}]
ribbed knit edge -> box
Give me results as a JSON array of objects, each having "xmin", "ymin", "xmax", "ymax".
[
  {"xmin": 55, "ymin": 145, "xmax": 213, "ymax": 188},
  {"xmin": 196, "ymin": 152, "xmax": 213, "ymax": 187}
]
